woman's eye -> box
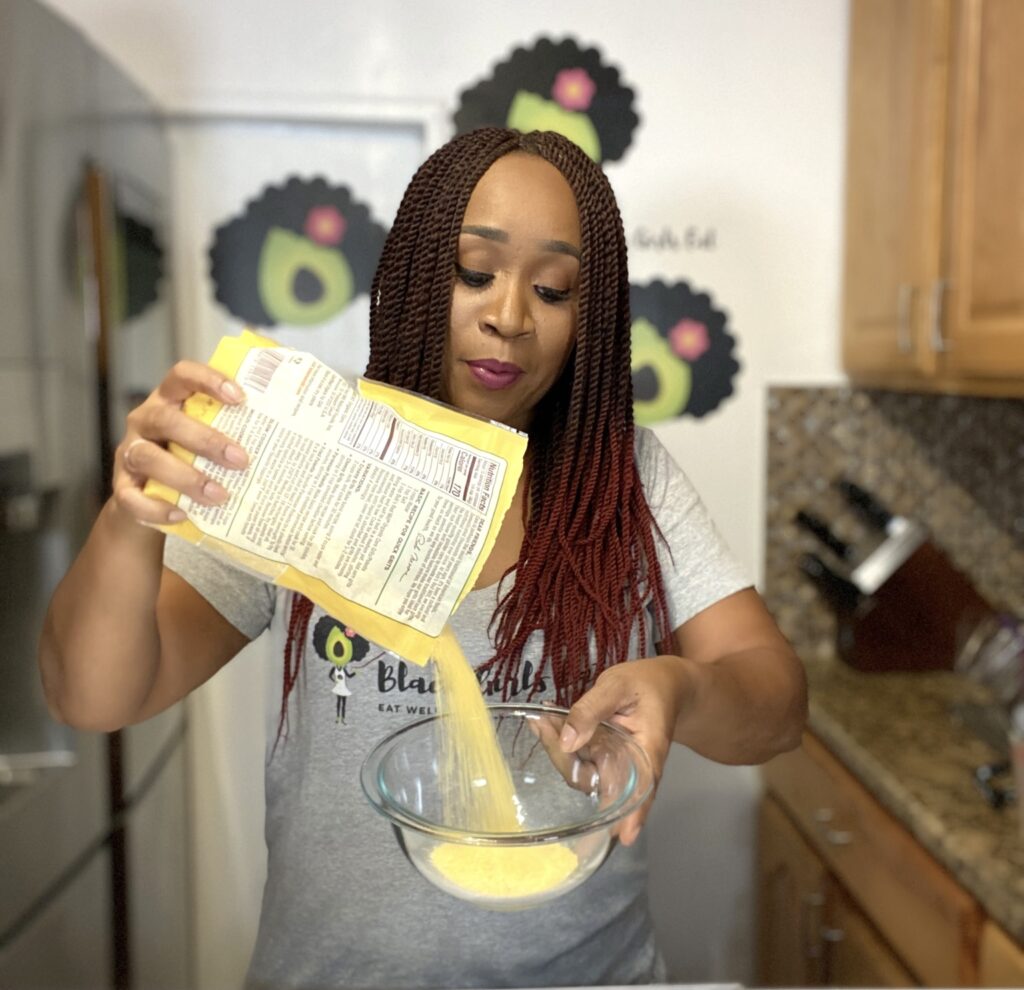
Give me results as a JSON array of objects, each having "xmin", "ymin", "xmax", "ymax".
[
  {"xmin": 536, "ymin": 285, "xmax": 572, "ymax": 304},
  {"xmin": 455, "ymin": 263, "xmax": 492, "ymax": 288}
]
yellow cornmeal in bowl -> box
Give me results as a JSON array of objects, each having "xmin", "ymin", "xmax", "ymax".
[
  {"xmin": 429, "ymin": 627, "xmax": 581, "ymax": 899},
  {"xmin": 429, "ymin": 842, "xmax": 579, "ymax": 898}
]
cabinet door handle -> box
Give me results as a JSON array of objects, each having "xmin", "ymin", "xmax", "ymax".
[
  {"xmin": 825, "ymin": 828, "xmax": 854, "ymax": 846},
  {"xmin": 801, "ymin": 891, "xmax": 825, "ymax": 960},
  {"xmin": 812, "ymin": 808, "xmax": 853, "ymax": 845},
  {"xmin": 820, "ymin": 925, "xmax": 846, "ymax": 943},
  {"xmin": 929, "ymin": 279, "xmax": 947, "ymax": 352},
  {"xmin": 897, "ymin": 284, "xmax": 915, "ymax": 354}
]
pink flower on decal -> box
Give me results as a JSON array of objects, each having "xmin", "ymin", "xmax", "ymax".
[
  {"xmin": 304, "ymin": 205, "xmax": 346, "ymax": 246},
  {"xmin": 552, "ymin": 68, "xmax": 596, "ymax": 111},
  {"xmin": 344, "ymin": 627, "xmax": 355, "ymax": 638},
  {"xmin": 668, "ymin": 318, "xmax": 710, "ymax": 361}
]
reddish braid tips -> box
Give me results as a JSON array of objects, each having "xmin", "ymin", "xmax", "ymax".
[
  {"xmin": 274, "ymin": 592, "xmax": 314, "ymax": 755},
  {"xmin": 277, "ymin": 128, "xmax": 673, "ymax": 742}
]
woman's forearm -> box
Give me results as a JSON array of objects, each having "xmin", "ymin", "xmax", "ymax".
[
  {"xmin": 39, "ymin": 497, "xmax": 166, "ymax": 731},
  {"xmin": 671, "ymin": 646, "xmax": 807, "ymax": 764}
]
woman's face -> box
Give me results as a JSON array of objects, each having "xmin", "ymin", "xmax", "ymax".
[{"xmin": 442, "ymin": 153, "xmax": 581, "ymax": 431}]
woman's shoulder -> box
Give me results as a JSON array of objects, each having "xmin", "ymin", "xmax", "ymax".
[
  {"xmin": 632, "ymin": 425, "xmax": 697, "ymax": 500},
  {"xmin": 633, "ymin": 423, "xmax": 672, "ymax": 466},
  {"xmin": 631, "ymin": 427, "xmax": 752, "ymax": 618},
  {"xmin": 632, "ymin": 424, "xmax": 660, "ymax": 461}
]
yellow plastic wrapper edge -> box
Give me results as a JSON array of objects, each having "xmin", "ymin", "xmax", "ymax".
[{"xmin": 145, "ymin": 330, "xmax": 527, "ymax": 666}]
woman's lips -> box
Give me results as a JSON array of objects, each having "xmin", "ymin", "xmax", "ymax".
[{"xmin": 466, "ymin": 359, "xmax": 524, "ymax": 390}]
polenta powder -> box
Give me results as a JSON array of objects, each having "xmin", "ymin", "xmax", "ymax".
[{"xmin": 430, "ymin": 625, "xmax": 578, "ymax": 898}]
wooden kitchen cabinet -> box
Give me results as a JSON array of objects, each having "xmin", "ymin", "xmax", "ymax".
[
  {"xmin": 757, "ymin": 796, "xmax": 828, "ymax": 987},
  {"xmin": 842, "ymin": 0, "xmax": 1024, "ymax": 394},
  {"xmin": 758, "ymin": 796, "xmax": 915, "ymax": 987},
  {"xmin": 759, "ymin": 732, "xmax": 988, "ymax": 987},
  {"xmin": 823, "ymin": 881, "xmax": 917, "ymax": 988},
  {"xmin": 979, "ymin": 920, "xmax": 1024, "ymax": 988}
]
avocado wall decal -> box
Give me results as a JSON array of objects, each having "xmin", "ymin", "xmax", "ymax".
[
  {"xmin": 630, "ymin": 280, "xmax": 740, "ymax": 423},
  {"xmin": 209, "ymin": 176, "xmax": 387, "ymax": 328},
  {"xmin": 453, "ymin": 37, "xmax": 639, "ymax": 164}
]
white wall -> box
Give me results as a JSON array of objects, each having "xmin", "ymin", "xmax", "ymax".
[
  {"xmin": 44, "ymin": 0, "xmax": 849, "ymax": 568},
  {"xmin": 41, "ymin": 1, "xmax": 850, "ymax": 986}
]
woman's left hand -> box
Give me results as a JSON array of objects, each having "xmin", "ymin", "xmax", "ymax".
[{"xmin": 557, "ymin": 656, "xmax": 692, "ymax": 846}]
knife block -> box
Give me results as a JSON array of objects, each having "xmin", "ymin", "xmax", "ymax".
[{"xmin": 833, "ymin": 542, "xmax": 994, "ymax": 673}]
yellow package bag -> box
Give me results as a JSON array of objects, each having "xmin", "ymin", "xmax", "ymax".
[{"xmin": 146, "ymin": 330, "xmax": 527, "ymax": 665}]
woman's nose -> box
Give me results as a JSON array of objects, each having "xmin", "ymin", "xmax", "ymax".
[{"xmin": 482, "ymin": 280, "xmax": 533, "ymax": 338}]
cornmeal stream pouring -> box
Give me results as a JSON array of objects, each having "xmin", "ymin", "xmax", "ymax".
[{"xmin": 430, "ymin": 627, "xmax": 580, "ymax": 899}]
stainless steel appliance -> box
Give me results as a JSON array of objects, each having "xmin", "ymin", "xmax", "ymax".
[{"xmin": 0, "ymin": 1, "xmax": 190, "ymax": 986}]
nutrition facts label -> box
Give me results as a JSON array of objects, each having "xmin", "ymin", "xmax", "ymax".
[{"xmin": 177, "ymin": 344, "xmax": 524, "ymax": 639}]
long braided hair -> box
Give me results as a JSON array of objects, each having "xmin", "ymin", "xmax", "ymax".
[{"xmin": 277, "ymin": 128, "xmax": 672, "ymax": 744}]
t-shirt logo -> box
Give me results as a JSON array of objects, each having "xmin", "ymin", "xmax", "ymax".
[
  {"xmin": 312, "ymin": 615, "xmax": 373, "ymax": 723},
  {"xmin": 308, "ymin": 611, "xmax": 549, "ymax": 727}
]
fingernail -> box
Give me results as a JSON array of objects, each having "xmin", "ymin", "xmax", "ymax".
[
  {"xmin": 225, "ymin": 444, "xmax": 249, "ymax": 467},
  {"xmin": 221, "ymin": 381, "xmax": 244, "ymax": 402},
  {"xmin": 168, "ymin": 509, "xmax": 186, "ymax": 523},
  {"xmin": 203, "ymin": 480, "xmax": 228, "ymax": 503},
  {"xmin": 560, "ymin": 724, "xmax": 578, "ymax": 751}
]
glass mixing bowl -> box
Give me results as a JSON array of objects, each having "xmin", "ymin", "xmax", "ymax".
[{"xmin": 360, "ymin": 703, "xmax": 654, "ymax": 911}]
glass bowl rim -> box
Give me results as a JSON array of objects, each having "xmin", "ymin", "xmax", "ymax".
[{"xmin": 359, "ymin": 702, "xmax": 654, "ymax": 846}]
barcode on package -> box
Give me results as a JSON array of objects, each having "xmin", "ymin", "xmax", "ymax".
[{"xmin": 243, "ymin": 349, "xmax": 285, "ymax": 393}]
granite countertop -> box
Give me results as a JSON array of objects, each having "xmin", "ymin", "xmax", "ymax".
[{"xmin": 802, "ymin": 657, "xmax": 1023, "ymax": 945}]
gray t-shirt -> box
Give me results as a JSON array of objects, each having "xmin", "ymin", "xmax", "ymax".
[{"xmin": 165, "ymin": 427, "xmax": 749, "ymax": 990}]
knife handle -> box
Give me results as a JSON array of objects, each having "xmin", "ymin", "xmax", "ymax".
[
  {"xmin": 794, "ymin": 510, "xmax": 853, "ymax": 561},
  {"xmin": 836, "ymin": 479, "xmax": 893, "ymax": 530},
  {"xmin": 798, "ymin": 552, "xmax": 862, "ymax": 614}
]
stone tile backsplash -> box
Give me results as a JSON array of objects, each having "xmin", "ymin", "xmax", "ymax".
[{"xmin": 764, "ymin": 387, "xmax": 1024, "ymax": 662}]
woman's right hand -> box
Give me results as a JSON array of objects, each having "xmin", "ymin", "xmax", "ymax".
[{"xmin": 112, "ymin": 360, "xmax": 250, "ymax": 527}]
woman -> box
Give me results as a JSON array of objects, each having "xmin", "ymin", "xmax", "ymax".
[{"xmin": 39, "ymin": 128, "xmax": 806, "ymax": 988}]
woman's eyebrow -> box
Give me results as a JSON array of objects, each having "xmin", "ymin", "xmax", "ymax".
[
  {"xmin": 460, "ymin": 225, "xmax": 581, "ymax": 260},
  {"xmin": 540, "ymin": 239, "xmax": 581, "ymax": 260},
  {"xmin": 461, "ymin": 224, "xmax": 508, "ymax": 243}
]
